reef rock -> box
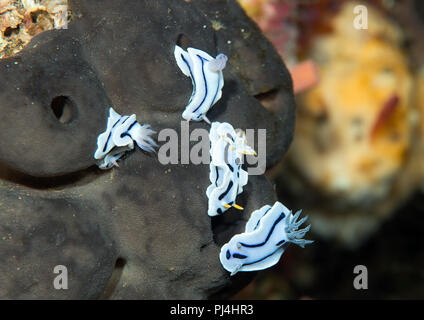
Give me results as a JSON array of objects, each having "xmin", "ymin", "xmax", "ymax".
[{"xmin": 0, "ymin": 0, "xmax": 295, "ymax": 299}]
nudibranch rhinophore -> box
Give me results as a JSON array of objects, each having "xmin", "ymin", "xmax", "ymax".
[
  {"xmin": 94, "ymin": 107, "xmax": 157, "ymax": 169},
  {"xmin": 219, "ymin": 201, "xmax": 313, "ymax": 276},
  {"xmin": 206, "ymin": 122, "xmax": 256, "ymax": 216},
  {"xmin": 174, "ymin": 45, "xmax": 227, "ymax": 123}
]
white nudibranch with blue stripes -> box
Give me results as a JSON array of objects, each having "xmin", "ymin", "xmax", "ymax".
[
  {"xmin": 206, "ymin": 122, "xmax": 256, "ymax": 216},
  {"xmin": 174, "ymin": 45, "xmax": 227, "ymax": 123},
  {"xmin": 220, "ymin": 201, "xmax": 313, "ymax": 276},
  {"xmin": 94, "ymin": 107, "xmax": 157, "ymax": 169}
]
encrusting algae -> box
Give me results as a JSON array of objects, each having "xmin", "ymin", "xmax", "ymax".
[{"xmin": 0, "ymin": 0, "xmax": 70, "ymax": 59}]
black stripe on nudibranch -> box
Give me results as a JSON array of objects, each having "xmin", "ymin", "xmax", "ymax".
[
  {"xmin": 240, "ymin": 211, "xmax": 285, "ymax": 248},
  {"xmin": 226, "ymin": 249, "xmax": 231, "ymax": 259},
  {"xmin": 276, "ymin": 239, "xmax": 285, "ymax": 246},
  {"xmin": 192, "ymin": 56, "xmax": 208, "ymax": 113},
  {"xmin": 227, "ymin": 164, "xmax": 234, "ymax": 172},
  {"xmin": 103, "ymin": 118, "xmax": 122, "ymax": 152},
  {"xmin": 218, "ymin": 180, "xmax": 234, "ymax": 201},
  {"xmin": 215, "ymin": 166, "xmax": 219, "ymax": 186},
  {"xmin": 181, "ymin": 54, "xmax": 195, "ymax": 80},
  {"xmin": 232, "ymin": 253, "xmax": 248, "ymax": 259},
  {"xmin": 253, "ymin": 208, "xmax": 271, "ymax": 231},
  {"xmin": 210, "ymin": 66, "xmax": 221, "ymax": 105},
  {"xmin": 127, "ymin": 120, "xmax": 138, "ymax": 132},
  {"xmin": 181, "ymin": 53, "xmax": 197, "ymax": 101},
  {"xmin": 111, "ymin": 118, "xmax": 121, "ymax": 128},
  {"xmin": 120, "ymin": 121, "xmax": 138, "ymax": 139},
  {"xmin": 103, "ymin": 131, "xmax": 113, "ymax": 152},
  {"xmin": 241, "ymin": 247, "xmax": 282, "ymax": 267},
  {"xmin": 120, "ymin": 115, "xmax": 130, "ymax": 125}
]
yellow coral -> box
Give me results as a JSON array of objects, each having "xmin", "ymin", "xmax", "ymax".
[
  {"xmin": 237, "ymin": 0, "xmax": 266, "ymax": 20},
  {"xmin": 289, "ymin": 2, "xmax": 414, "ymax": 203}
]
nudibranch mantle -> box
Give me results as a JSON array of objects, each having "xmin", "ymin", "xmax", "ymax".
[
  {"xmin": 220, "ymin": 201, "xmax": 313, "ymax": 276},
  {"xmin": 94, "ymin": 107, "xmax": 157, "ymax": 169},
  {"xmin": 206, "ymin": 122, "xmax": 256, "ymax": 216},
  {"xmin": 174, "ymin": 45, "xmax": 227, "ymax": 123}
]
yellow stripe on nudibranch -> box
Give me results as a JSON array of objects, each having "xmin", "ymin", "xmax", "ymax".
[
  {"xmin": 206, "ymin": 122, "xmax": 256, "ymax": 217},
  {"xmin": 223, "ymin": 203, "xmax": 244, "ymax": 210}
]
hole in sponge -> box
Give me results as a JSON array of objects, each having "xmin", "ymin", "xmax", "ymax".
[
  {"xmin": 254, "ymin": 88, "xmax": 281, "ymax": 113},
  {"xmin": 98, "ymin": 258, "xmax": 127, "ymax": 299},
  {"xmin": 176, "ymin": 33, "xmax": 193, "ymax": 50},
  {"xmin": 50, "ymin": 96, "xmax": 76, "ymax": 124}
]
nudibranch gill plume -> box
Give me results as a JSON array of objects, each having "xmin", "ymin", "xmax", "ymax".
[
  {"xmin": 220, "ymin": 201, "xmax": 313, "ymax": 276},
  {"xmin": 94, "ymin": 107, "xmax": 157, "ymax": 169},
  {"xmin": 174, "ymin": 45, "xmax": 227, "ymax": 123},
  {"xmin": 206, "ymin": 122, "xmax": 256, "ymax": 216}
]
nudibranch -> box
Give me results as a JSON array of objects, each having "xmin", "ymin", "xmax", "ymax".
[
  {"xmin": 206, "ymin": 122, "xmax": 256, "ymax": 216},
  {"xmin": 174, "ymin": 45, "xmax": 227, "ymax": 123},
  {"xmin": 219, "ymin": 201, "xmax": 313, "ymax": 276},
  {"xmin": 94, "ymin": 107, "xmax": 157, "ymax": 169}
]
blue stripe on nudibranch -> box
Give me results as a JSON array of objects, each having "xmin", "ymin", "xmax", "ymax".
[
  {"xmin": 209, "ymin": 65, "xmax": 222, "ymax": 109},
  {"xmin": 253, "ymin": 207, "xmax": 272, "ymax": 231},
  {"xmin": 191, "ymin": 56, "xmax": 222, "ymax": 117},
  {"xmin": 127, "ymin": 120, "xmax": 138, "ymax": 132},
  {"xmin": 181, "ymin": 53, "xmax": 196, "ymax": 103},
  {"xmin": 276, "ymin": 239, "xmax": 286, "ymax": 246},
  {"xmin": 239, "ymin": 213, "xmax": 285, "ymax": 248},
  {"xmin": 240, "ymin": 247, "xmax": 282, "ymax": 267},
  {"xmin": 218, "ymin": 180, "xmax": 234, "ymax": 201},
  {"xmin": 103, "ymin": 117, "xmax": 121, "ymax": 152},
  {"xmin": 215, "ymin": 166, "xmax": 219, "ymax": 186},
  {"xmin": 103, "ymin": 131, "xmax": 112, "ymax": 153},
  {"xmin": 192, "ymin": 56, "xmax": 208, "ymax": 113},
  {"xmin": 120, "ymin": 115, "xmax": 130, "ymax": 125}
]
